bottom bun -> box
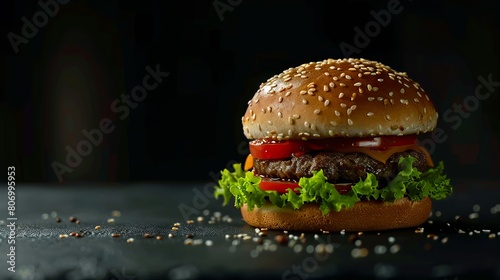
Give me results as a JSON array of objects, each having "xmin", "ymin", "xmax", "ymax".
[{"xmin": 240, "ymin": 197, "xmax": 432, "ymax": 232}]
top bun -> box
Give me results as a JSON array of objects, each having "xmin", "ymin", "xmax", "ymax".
[{"xmin": 242, "ymin": 58, "xmax": 438, "ymax": 140}]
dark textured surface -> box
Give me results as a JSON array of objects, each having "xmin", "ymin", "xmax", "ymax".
[{"xmin": 1, "ymin": 182, "xmax": 500, "ymax": 280}]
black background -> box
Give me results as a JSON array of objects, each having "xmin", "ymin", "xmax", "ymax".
[{"xmin": 1, "ymin": 0, "xmax": 499, "ymax": 184}]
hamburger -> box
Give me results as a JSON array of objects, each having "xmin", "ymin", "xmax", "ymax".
[{"xmin": 214, "ymin": 58, "xmax": 452, "ymax": 232}]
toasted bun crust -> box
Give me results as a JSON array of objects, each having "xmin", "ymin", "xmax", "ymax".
[
  {"xmin": 240, "ymin": 197, "xmax": 432, "ymax": 232},
  {"xmin": 242, "ymin": 58, "xmax": 437, "ymax": 140}
]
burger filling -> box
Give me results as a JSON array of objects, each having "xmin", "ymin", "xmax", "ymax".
[
  {"xmin": 214, "ymin": 136, "xmax": 453, "ymax": 215},
  {"xmin": 253, "ymin": 150, "xmax": 428, "ymax": 186}
]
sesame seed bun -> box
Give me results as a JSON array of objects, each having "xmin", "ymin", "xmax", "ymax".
[
  {"xmin": 240, "ymin": 197, "xmax": 432, "ymax": 232},
  {"xmin": 242, "ymin": 58, "xmax": 438, "ymax": 140}
]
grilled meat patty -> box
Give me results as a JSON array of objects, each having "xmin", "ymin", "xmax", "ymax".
[{"xmin": 253, "ymin": 150, "xmax": 429, "ymax": 185}]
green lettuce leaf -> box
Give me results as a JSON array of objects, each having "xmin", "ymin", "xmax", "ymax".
[{"xmin": 214, "ymin": 156, "xmax": 453, "ymax": 215}]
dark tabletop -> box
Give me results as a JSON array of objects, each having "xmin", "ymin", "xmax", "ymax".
[{"xmin": 1, "ymin": 181, "xmax": 499, "ymax": 280}]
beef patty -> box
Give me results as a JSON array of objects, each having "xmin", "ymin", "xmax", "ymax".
[{"xmin": 253, "ymin": 150, "xmax": 429, "ymax": 185}]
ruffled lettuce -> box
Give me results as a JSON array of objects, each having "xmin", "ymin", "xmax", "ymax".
[{"xmin": 214, "ymin": 156, "xmax": 452, "ymax": 215}]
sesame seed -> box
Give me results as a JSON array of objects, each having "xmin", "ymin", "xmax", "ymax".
[
  {"xmin": 323, "ymin": 85, "xmax": 329, "ymax": 92},
  {"xmin": 300, "ymin": 90, "xmax": 307, "ymax": 95},
  {"xmin": 353, "ymin": 82, "xmax": 362, "ymax": 87},
  {"xmin": 300, "ymin": 75, "xmax": 308, "ymax": 79},
  {"xmin": 388, "ymin": 91, "xmax": 393, "ymax": 97},
  {"xmin": 367, "ymin": 84, "xmax": 372, "ymax": 91},
  {"xmin": 351, "ymin": 93, "xmax": 357, "ymax": 101},
  {"xmin": 348, "ymin": 119, "xmax": 353, "ymax": 125},
  {"xmin": 329, "ymin": 82, "xmax": 335, "ymax": 88},
  {"xmin": 314, "ymin": 109, "xmax": 321, "ymax": 115},
  {"xmin": 416, "ymin": 91, "xmax": 422, "ymax": 97},
  {"xmin": 339, "ymin": 83, "xmax": 346, "ymax": 87},
  {"xmin": 318, "ymin": 96, "xmax": 324, "ymax": 102},
  {"xmin": 348, "ymin": 67, "xmax": 356, "ymax": 71},
  {"xmin": 368, "ymin": 97, "xmax": 375, "ymax": 101},
  {"xmin": 400, "ymin": 99, "xmax": 409, "ymax": 105},
  {"xmin": 324, "ymin": 100, "xmax": 330, "ymax": 106},
  {"xmin": 283, "ymin": 77, "xmax": 292, "ymax": 82},
  {"xmin": 338, "ymin": 92, "xmax": 344, "ymax": 98},
  {"xmin": 414, "ymin": 98, "xmax": 420, "ymax": 102},
  {"xmin": 330, "ymin": 121, "xmax": 337, "ymax": 127},
  {"xmin": 377, "ymin": 78, "xmax": 384, "ymax": 82},
  {"xmin": 385, "ymin": 114, "xmax": 392, "ymax": 120},
  {"xmin": 340, "ymin": 103, "xmax": 347, "ymax": 108},
  {"xmin": 302, "ymin": 99, "xmax": 308, "ymax": 104},
  {"xmin": 304, "ymin": 121, "xmax": 311, "ymax": 128},
  {"xmin": 372, "ymin": 87, "xmax": 378, "ymax": 92},
  {"xmin": 340, "ymin": 72, "xmax": 345, "ymax": 78},
  {"xmin": 324, "ymin": 72, "xmax": 330, "ymax": 76},
  {"xmin": 367, "ymin": 112, "xmax": 374, "ymax": 117},
  {"xmin": 334, "ymin": 110, "xmax": 340, "ymax": 116},
  {"xmin": 400, "ymin": 88, "xmax": 405, "ymax": 94},
  {"xmin": 345, "ymin": 75, "xmax": 352, "ymax": 80},
  {"xmin": 278, "ymin": 96, "xmax": 283, "ymax": 103},
  {"xmin": 292, "ymin": 114, "xmax": 300, "ymax": 119}
]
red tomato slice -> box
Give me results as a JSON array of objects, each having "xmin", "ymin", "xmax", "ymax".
[
  {"xmin": 249, "ymin": 135, "xmax": 417, "ymax": 160},
  {"xmin": 249, "ymin": 140, "xmax": 305, "ymax": 160},
  {"xmin": 259, "ymin": 177, "xmax": 352, "ymax": 195},
  {"xmin": 259, "ymin": 178, "xmax": 300, "ymax": 193}
]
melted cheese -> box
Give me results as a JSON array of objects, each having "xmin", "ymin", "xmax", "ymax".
[
  {"xmin": 244, "ymin": 154, "xmax": 254, "ymax": 171},
  {"xmin": 332, "ymin": 144, "xmax": 434, "ymax": 167}
]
